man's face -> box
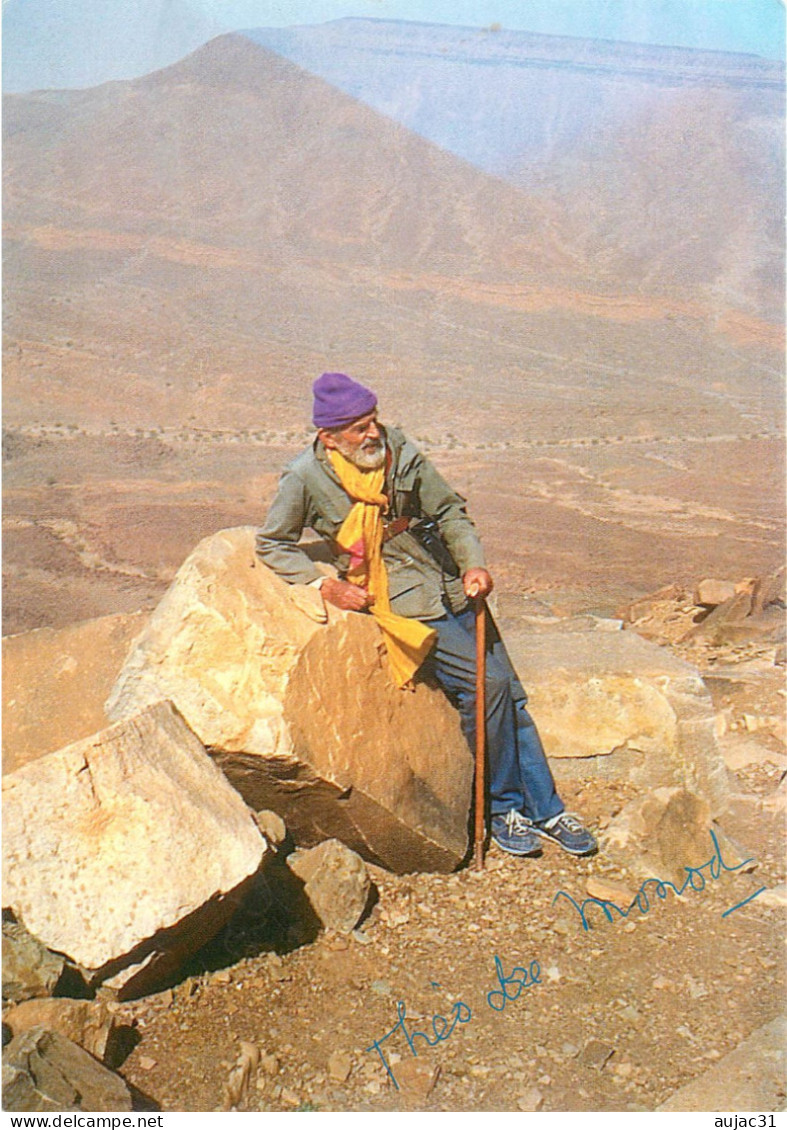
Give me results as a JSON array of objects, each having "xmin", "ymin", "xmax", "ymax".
[{"xmin": 320, "ymin": 411, "xmax": 386, "ymax": 470}]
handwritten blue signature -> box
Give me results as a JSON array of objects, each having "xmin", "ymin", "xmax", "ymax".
[
  {"xmin": 364, "ymin": 828, "xmax": 764, "ymax": 1088},
  {"xmin": 552, "ymin": 828, "xmax": 761, "ymax": 931},
  {"xmin": 365, "ymin": 955, "xmax": 541, "ymax": 1089}
]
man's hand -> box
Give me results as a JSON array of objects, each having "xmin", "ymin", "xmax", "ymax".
[
  {"xmin": 321, "ymin": 576, "xmax": 375, "ymax": 611},
  {"xmin": 463, "ymin": 567, "xmax": 494, "ymax": 599}
]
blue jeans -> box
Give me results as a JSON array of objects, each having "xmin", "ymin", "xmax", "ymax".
[{"xmin": 421, "ymin": 606, "xmax": 563, "ymax": 822}]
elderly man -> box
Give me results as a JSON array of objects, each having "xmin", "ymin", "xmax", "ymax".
[{"xmin": 257, "ymin": 372, "xmax": 597, "ymax": 859}]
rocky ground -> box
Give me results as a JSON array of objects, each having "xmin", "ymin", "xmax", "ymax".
[
  {"xmin": 103, "ymin": 606, "xmax": 785, "ymax": 1115},
  {"xmin": 3, "ymin": 576, "xmax": 784, "ymax": 1114}
]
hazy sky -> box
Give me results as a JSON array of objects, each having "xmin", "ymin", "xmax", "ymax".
[{"xmin": 200, "ymin": 0, "xmax": 786, "ymax": 59}]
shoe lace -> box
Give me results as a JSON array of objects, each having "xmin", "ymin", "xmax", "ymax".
[
  {"xmin": 554, "ymin": 812, "xmax": 585, "ymax": 833},
  {"xmin": 506, "ymin": 810, "xmax": 534, "ymax": 834}
]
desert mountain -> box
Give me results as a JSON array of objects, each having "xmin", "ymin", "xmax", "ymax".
[
  {"xmin": 3, "ymin": 32, "xmax": 591, "ymax": 431},
  {"xmin": 4, "ymin": 29, "xmax": 782, "ymax": 436},
  {"xmin": 245, "ymin": 19, "xmax": 785, "ymax": 320}
]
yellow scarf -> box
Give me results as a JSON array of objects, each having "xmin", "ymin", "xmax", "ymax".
[{"xmin": 328, "ymin": 448, "xmax": 436, "ymax": 688}]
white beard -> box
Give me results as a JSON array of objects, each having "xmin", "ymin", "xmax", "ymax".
[{"xmin": 334, "ymin": 436, "xmax": 386, "ymax": 470}]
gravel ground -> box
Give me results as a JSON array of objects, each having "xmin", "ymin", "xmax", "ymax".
[{"xmin": 114, "ymin": 762, "xmax": 785, "ymax": 1113}]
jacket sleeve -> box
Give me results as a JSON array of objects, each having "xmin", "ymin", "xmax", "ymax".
[
  {"xmin": 255, "ymin": 469, "xmax": 324, "ymax": 585},
  {"xmin": 413, "ymin": 451, "xmax": 486, "ymax": 574}
]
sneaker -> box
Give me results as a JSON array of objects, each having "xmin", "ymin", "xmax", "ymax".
[
  {"xmin": 491, "ymin": 810, "xmax": 543, "ymax": 857},
  {"xmin": 532, "ymin": 812, "xmax": 598, "ymax": 856}
]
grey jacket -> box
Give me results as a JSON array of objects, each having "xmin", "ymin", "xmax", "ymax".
[{"xmin": 256, "ymin": 426, "xmax": 486, "ymax": 620}]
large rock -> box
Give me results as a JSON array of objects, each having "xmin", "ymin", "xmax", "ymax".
[
  {"xmin": 2, "ymin": 1027, "xmax": 132, "ymax": 1112},
  {"xmin": 503, "ymin": 624, "xmax": 729, "ymax": 815},
  {"xmin": 2, "ymin": 701, "xmax": 267, "ymax": 997},
  {"xmin": 106, "ymin": 527, "xmax": 472, "ymax": 874},
  {"xmin": 600, "ymin": 786, "xmax": 754, "ymax": 885},
  {"xmin": 2, "ymin": 612, "xmax": 148, "ymax": 775},
  {"xmin": 3, "ymin": 999, "xmax": 120, "ymax": 1066}
]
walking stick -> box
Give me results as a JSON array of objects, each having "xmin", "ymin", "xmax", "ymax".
[{"xmin": 474, "ymin": 594, "xmax": 486, "ymax": 871}]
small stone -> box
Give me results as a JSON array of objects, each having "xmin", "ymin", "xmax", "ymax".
[
  {"xmin": 221, "ymin": 1042, "xmax": 261, "ymax": 1111},
  {"xmin": 562, "ymin": 1042, "xmax": 580, "ymax": 1058},
  {"xmin": 253, "ymin": 809, "xmax": 287, "ymax": 847},
  {"xmin": 138, "ymin": 1056, "xmax": 157, "ymax": 1071},
  {"xmin": 585, "ymin": 876, "xmax": 636, "ymax": 905},
  {"xmin": 685, "ymin": 976, "xmax": 708, "ymax": 1000},
  {"xmin": 323, "ymin": 935, "xmax": 349, "ymax": 951},
  {"xmin": 287, "ymin": 840, "xmax": 371, "ymax": 935},
  {"xmin": 394, "ymin": 1058, "xmax": 440, "ymax": 1098},
  {"xmin": 516, "ymin": 1086, "xmax": 544, "ymax": 1111},
  {"xmin": 327, "ymin": 1051, "xmax": 352, "ymax": 1083},
  {"xmin": 580, "ymin": 1039, "xmax": 615, "ymax": 1070},
  {"xmin": 259, "ymin": 1053, "xmax": 280, "ymax": 1076}
]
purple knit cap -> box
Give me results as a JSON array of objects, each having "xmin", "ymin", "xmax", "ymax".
[{"xmin": 312, "ymin": 372, "xmax": 377, "ymax": 429}]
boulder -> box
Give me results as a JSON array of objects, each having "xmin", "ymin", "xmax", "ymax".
[
  {"xmin": 2, "ymin": 700, "xmax": 266, "ymax": 998},
  {"xmin": 287, "ymin": 839, "xmax": 371, "ymax": 934},
  {"xmin": 694, "ymin": 579, "xmax": 736, "ymax": 607},
  {"xmin": 3, "ymin": 1000, "xmax": 120, "ymax": 1066},
  {"xmin": 503, "ymin": 624, "xmax": 729, "ymax": 814},
  {"xmin": 751, "ymin": 564, "xmax": 786, "ymax": 615},
  {"xmin": 2, "ymin": 1026, "xmax": 132, "ymax": 1112},
  {"xmin": 2, "ymin": 612, "xmax": 148, "ymax": 775},
  {"xmin": 106, "ymin": 527, "xmax": 472, "ymax": 874},
  {"xmin": 600, "ymin": 787, "xmax": 753, "ymax": 885},
  {"xmin": 2, "ymin": 921, "xmax": 64, "ymax": 1005}
]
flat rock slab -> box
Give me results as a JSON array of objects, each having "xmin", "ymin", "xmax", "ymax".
[
  {"xmin": 2, "ymin": 611, "xmax": 149, "ymax": 774},
  {"xmin": 106, "ymin": 527, "xmax": 473, "ymax": 873},
  {"xmin": 504, "ymin": 625, "xmax": 729, "ymax": 815},
  {"xmin": 658, "ymin": 1014, "xmax": 786, "ymax": 1111},
  {"xmin": 2, "ymin": 701, "xmax": 266, "ymax": 996}
]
